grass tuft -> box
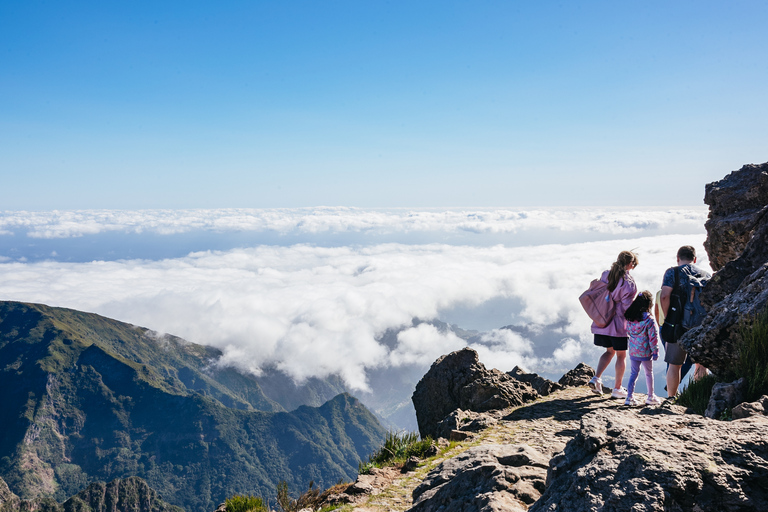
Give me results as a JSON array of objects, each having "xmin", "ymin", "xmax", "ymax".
[
  {"xmin": 358, "ymin": 431, "xmax": 434, "ymax": 474},
  {"xmin": 225, "ymin": 494, "xmax": 268, "ymax": 512},
  {"xmin": 733, "ymin": 307, "xmax": 768, "ymax": 402},
  {"xmin": 676, "ymin": 374, "xmax": 718, "ymax": 415}
]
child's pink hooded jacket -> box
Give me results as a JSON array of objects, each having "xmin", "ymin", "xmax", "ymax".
[{"xmin": 590, "ymin": 270, "xmax": 637, "ymax": 338}]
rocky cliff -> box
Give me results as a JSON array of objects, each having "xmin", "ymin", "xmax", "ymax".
[
  {"xmin": 0, "ymin": 476, "xmax": 184, "ymax": 512},
  {"xmin": 681, "ymin": 162, "xmax": 768, "ymax": 374}
]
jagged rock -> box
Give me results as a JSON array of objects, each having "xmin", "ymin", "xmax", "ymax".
[
  {"xmin": 530, "ymin": 408, "xmax": 768, "ymax": 512},
  {"xmin": 409, "ymin": 444, "xmax": 549, "ymax": 512},
  {"xmin": 0, "ymin": 478, "xmax": 20, "ymax": 511},
  {"xmin": 62, "ymin": 477, "xmax": 184, "ymax": 512},
  {"xmin": 703, "ymin": 162, "xmax": 768, "ymax": 273},
  {"xmin": 679, "ymin": 163, "xmax": 768, "ymax": 374},
  {"xmin": 732, "ymin": 395, "xmax": 768, "ymax": 419},
  {"xmin": 681, "ymin": 263, "xmax": 768, "ymax": 374},
  {"xmin": 449, "ymin": 430, "xmax": 470, "ymax": 441},
  {"xmin": 403, "ymin": 456, "xmax": 421, "ymax": 472},
  {"xmin": 557, "ymin": 362, "xmax": 596, "ymax": 387},
  {"xmin": 436, "ymin": 409, "xmax": 498, "ymax": 438},
  {"xmin": 705, "ymin": 377, "xmax": 746, "ymax": 419},
  {"xmin": 411, "ymin": 348, "xmax": 538, "ymax": 440},
  {"xmin": 508, "ymin": 366, "xmax": 565, "ymax": 396}
]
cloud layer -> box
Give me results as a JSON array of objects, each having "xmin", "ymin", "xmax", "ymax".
[
  {"xmin": 0, "ymin": 207, "xmax": 707, "ymax": 241},
  {"xmin": 0, "ymin": 228, "xmax": 710, "ymax": 390}
]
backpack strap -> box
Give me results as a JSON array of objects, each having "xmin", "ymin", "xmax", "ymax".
[{"xmin": 672, "ymin": 265, "xmax": 680, "ymax": 297}]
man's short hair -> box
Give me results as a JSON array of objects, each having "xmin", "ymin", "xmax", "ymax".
[{"xmin": 677, "ymin": 245, "xmax": 696, "ymax": 262}]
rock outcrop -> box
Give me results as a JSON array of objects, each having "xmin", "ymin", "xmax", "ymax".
[
  {"xmin": 681, "ymin": 162, "xmax": 768, "ymax": 374},
  {"xmin": 411, "ymin": 348, "xmax": 538, "ymax": 440},
  {"xmin": 733, "ymin": 395, "xmax": 768, "ymax": 419},
  {"xmin": 557, "ymin": 362, "xmax": 595, "ymax": 387},
  {"xmin": 702, "ymin": 162, "xmax": 768, "ymax": 274},
  {"xmin": 0, "ymin": 476, "xmax": 182, "ymax": 512},
  {"xmin": 410, "ymin": 444, "xmax": 549, "ymax": 512},
  {"xmin": 507, "ymin": 366, "xmax": 564, "ymax": 396},
  {"xmin": 530, "ymin": 408, "xmax": 768, "ymax": 512}
]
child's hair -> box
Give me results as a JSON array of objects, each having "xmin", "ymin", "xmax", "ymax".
[
  {"xmin": 607, "ymin": 250, "xmax": 638, "ymax": 292},
  {"xmin": 624, "ymin": 290, "xmax": 653, "ymax": 322}
]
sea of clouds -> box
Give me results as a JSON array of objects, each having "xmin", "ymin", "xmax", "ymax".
[{"xmin": 0, "ymin": 207, "xmax": 710, "ymax": 393}]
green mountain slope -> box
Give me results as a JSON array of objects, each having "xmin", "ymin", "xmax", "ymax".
[{"xmin": 0, "ymin": 301, "xmax": 386, "ymax": 512}]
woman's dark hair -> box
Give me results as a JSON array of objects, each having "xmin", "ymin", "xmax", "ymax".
[
  {"xmin": 625, "ymin": 290, "xmax": 653, "ymax": 322},
  {"xmin": 607, "ymin": 250, "xmax": 638, "ymax": 292}
]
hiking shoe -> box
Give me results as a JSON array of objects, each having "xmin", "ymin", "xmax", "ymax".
[
  {"xmin": 611, "ymin": 387, "xmax": 628, "ymax": 399},
  {"xmin": 588, "ymin": 376, "xmax": 603, "ymax": 395},
  {"xmin": 624, "ymin": 396, "xmax": 641, "ymax": 407},
  {"xmin": 645, "ymin": 394, "xmax": 663, "ymax": 406}
]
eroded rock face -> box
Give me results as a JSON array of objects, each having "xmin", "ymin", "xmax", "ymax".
[
  {"xmin": 530, "ymin": 408, "xmax": 768, "ymax": 512},
  {"xmin": 680, "ymin": 162, "xmax": 768, "ymax": 374},
  {"xmin": 409, "ymin": 444, "xmax": 549, "ymax": 512},
  {"xmin": 703, "ymin": 162, "xmax": 768, "ymax": 273},
  {"xmin": 62, "ymin": 477, "xmax": 183, "ymax": 512},
  {"xmin": 411, "ymin": 348, "xmax": 538, "ymax": 440},
  {"xmin": 681, "ymin": 263, "xmax": 768, "ymax": 373}
]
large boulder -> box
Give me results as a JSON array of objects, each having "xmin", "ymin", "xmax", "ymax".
[
  {"xmin": 411, "ymin": 348, "xmax": 538, "ymax": 440},
  {"xmin": 680, "ymin": 162, "xmax": 768, "ymax": 374},
  {"xmin": 530, "ymin": 408, "xmax": 768, "ymax": 512},
  {"xmin": 557, "ymin": 362, "xmax": 595, "ymax": 387},
  {"xmin": 409, "ymin": 444, "xmax": 549, "ymax": 512}
]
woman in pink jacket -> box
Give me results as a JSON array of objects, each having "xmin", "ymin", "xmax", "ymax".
[{"xmin": 587, "ymin": 250, "xmax": 638, "ymax": 398}]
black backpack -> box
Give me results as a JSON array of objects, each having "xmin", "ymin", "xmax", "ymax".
[{"xmin": 660, "ymin": 265, "xmax": 709, "ymax": 342}]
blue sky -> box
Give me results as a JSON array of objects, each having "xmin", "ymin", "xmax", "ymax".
[{"xmin": 1, "ymin": 1, "xmax": 766, "ymax": 209}]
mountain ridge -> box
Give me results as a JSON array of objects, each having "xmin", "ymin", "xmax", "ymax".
[{"xmin": 0, "ymin": 301, "xmax": 387, "ymax": 512}]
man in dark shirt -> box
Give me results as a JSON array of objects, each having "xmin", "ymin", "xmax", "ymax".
[{"xmin": 660, "ymin": 245, "xmax": 711, "ymax": 396}]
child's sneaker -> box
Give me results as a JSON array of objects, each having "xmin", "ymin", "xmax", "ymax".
[
  {"xmin": 588, "ymin": 376, "xmax": 603, "ymax": 395},
  {"xmin": 645, "ymin": 394, "xmax": 663, "ymax": 405},
  {"xmin": 624, "ymin": 396, "xmax": 641, "ymax": 407},
  {"xmin": 611, "ymin": 387, "xmax": 628, "ymax": 399}
]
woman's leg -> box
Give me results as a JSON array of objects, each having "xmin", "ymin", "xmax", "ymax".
[
  {"xmin": 595, "ymin": 347, "xmax": 615, "ymax": 379},
  {"xmin": 614, "ymin": 350, "xmax": 627, "ymax": 389}
]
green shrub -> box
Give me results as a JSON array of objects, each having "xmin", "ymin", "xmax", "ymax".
[
  {"xmin": 225, "ymin": 494, "xmax": 268, "ymax": 512},
  {"xmin": 676, "ymin": 373, "xmax": 718, "ymax": 415},
  {"xmin": 733, "ymin": 307, "xmax": 768, "ymax": 402},
  {"xmin": 677, "ymin": 307, "xmax": 768, "ymax": 417},
  {"xmin": 358, "ymin": 431, "xmax": 434, "ymax": 473}
]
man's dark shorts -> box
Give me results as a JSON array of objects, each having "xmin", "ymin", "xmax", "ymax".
[
  {"xmin": 594, "ymin": 334, "xmax": 628, "ymax": 351},
  {"xmin": 664, "ymin": 340, "xmax": 688, "ymax": 365}
]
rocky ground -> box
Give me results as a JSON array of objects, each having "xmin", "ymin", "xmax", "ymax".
[{"xmin": 338, "ymin": 385, "xmax": 655, "ymax": 511}]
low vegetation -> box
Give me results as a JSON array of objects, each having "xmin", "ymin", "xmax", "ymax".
[
  {"xmin": 677, "ymin": 307, "xmax": 768, "ymax": 416},
  {"xmin": 358, "ymin": 430, "xmax": 435, "ymax": 474},
  {"xmin": 676, "ymin": 374, "xmax": 718, "ymax": 415},
  {"xmin": 224, "ymin": 495, "xmax": 268, "ymax": 512}
]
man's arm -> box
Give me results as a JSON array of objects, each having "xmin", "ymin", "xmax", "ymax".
[{"xmin": 660, "ymin": 286, "xmax": 673, "ymax": 318}]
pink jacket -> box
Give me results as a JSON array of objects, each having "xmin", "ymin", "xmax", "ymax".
[{"xmin": 590, "ymin": 270, "xmax": 637, "ymax": 338}]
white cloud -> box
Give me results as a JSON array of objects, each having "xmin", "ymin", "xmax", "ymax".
[
  {"xmin": 0, "ymin": 229, "xmax": 710, "ymax": 390},
  {"xmin": 0, "ymin": 207, "xmax": 707, "ymax": 241}
]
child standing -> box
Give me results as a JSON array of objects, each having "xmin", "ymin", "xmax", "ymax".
[{"xmin": 623, "ymin": 290, "xmax": 661, "ymax": 406}]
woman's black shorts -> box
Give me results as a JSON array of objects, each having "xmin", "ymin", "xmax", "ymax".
[{"xmin": 594, "ymin": 334, "xmax": 628, "ymax": 351}]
